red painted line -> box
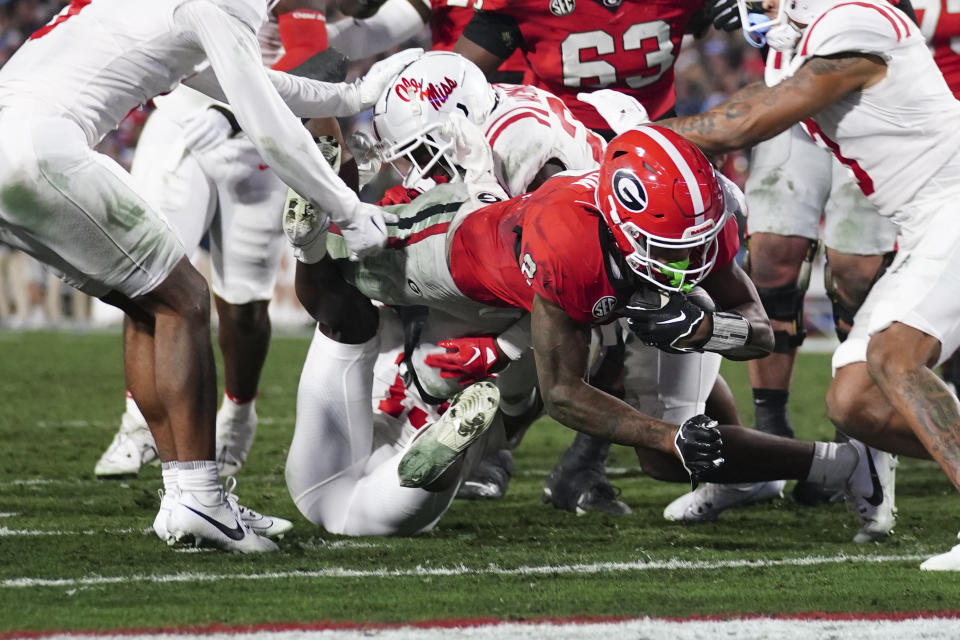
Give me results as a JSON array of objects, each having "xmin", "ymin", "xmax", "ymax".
[{"xmin": 6, "ymin": 611, "xmax": 960, "ymax": 639}]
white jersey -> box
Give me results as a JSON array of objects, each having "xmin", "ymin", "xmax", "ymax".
[
  {"xmin": 153, "ymin": 14, "xmax": 285, "ymax": 124},
  {"xmin": 0, "ymin": 0, "xmax": 368, "ymax": 233},
  {"xmin": 485, "ymin": 84, "xmax": 606, "ymax": 197},
  {"xmin": 784, "ymin": 0, "xmax": 960, "ymax": 217}
]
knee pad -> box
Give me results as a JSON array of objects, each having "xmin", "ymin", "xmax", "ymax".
[
  {"xmin": 752, "ymin": 240, "xmax": 819, "ymax": 353},
  {"xmin": 824, "ymin": 250, "xmax": 895, "ymax": 342}
]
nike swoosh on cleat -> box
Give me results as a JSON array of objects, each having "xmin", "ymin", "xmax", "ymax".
[
  {"xmin": 182, "ymin": 505, "xmax": 246, "ymax": 540},
  {"xmin": 864, "ymin": 448, "xmax": 885, "ymax": 507}
]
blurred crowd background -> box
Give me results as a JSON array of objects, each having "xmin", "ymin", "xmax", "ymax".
[{"xmin": 0, "ymin": 0, "xmax": 781, "ymax": 331}]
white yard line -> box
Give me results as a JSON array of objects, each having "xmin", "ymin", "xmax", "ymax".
[{"xmin": 0, "ymin": 552, "xmax": 929, "ymax": 589}]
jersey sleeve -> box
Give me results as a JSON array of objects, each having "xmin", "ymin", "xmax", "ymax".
[
  {"xmin": 800, "ymin": 3, "xmax": 916, "ymax": 59},
  {"xmin": 713, "ymin": 214, "xmax": 741, "ymax": 271},
  {"xmin": 520, "ymin": 206, "xmax": 617, "ymax": 325},
  {"xmin": 271, "ymin": 10, "xmax": 329, "ymax": 72},
  {"xmin": 176, "ymin": 0, "xmax": 362, "ymax": 227},
  {"xmin": 487, "ymin": 110, "xmax": 557, "ymax": 196}
]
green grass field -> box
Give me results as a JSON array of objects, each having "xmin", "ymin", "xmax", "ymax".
[{"xmin": 1, "ymin": 330, "xmax": 959, "ymax": 635}]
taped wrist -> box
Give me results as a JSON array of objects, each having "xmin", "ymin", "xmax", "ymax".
[
  {"xmin": 209, "ymin": 105, "xmax": 241, "ymax": 137},
  {"xmin": 702, "ymin": 312, "xmax": 751, "ymax": 352}
]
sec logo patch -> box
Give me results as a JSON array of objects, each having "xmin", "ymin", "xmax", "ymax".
[
  {"xmin": 550, "ymin": 0, "xmax": 575, "ymax": 16},
  {"xmin": 591, "ymin": 295, "xmax": 618, "ymax": 319}
]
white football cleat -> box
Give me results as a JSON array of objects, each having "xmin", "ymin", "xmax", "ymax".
[
  {"xmin": 843, "ymin": 439, "xmax": 897, "ymax": 543},
  {"xmin": 152, "ymin": 488, "xmax": 178, "ymax": 542},
  {"xmin": 94, "ymin": 406, "xmax": 159, "ymax": 478},
  {"xmin": 223, "ymin": 477, "xmax": 293, "ymax": 539},
  {"xmin": 663, "ymin": 480, "xmax": 785, "ymax": 523},
  {"xmin": 167, "ymin": 487, "xmax": 278, "ymax": 553},
  {"xmin": 282, "ymin": 137, "xmax": 339, "ymax": 264},
  {"xmin": 920, "ymin": 535, "xmax": 960, "ymax": 571},
  {"xmin": 215, "ymin": 406, "xmax": 258, "ymax": 477},
  {"xmin": 398, "ymin": 381, "xmax": 500, "ymax": 488}
]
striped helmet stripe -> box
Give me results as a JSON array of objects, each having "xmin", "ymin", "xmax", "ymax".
[{"xmin": 635, "ymin": 126, "xmax": 705, "ymax": 216}]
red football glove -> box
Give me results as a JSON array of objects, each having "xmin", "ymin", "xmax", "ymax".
[
  {"xmin": 377, "ymin": 185, "xmax": 421, "ymax": 206},
  {"xmin": 422, "ymin": 336, "xmax": 503, "ymax": 385}
]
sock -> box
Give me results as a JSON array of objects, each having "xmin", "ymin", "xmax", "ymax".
[
  {"xmin": 160, "ymin": 461, "xmax": 179, "ymax": 494},
  {"xmin": 122, "ymin": 391, "xmax": 147, "ymax": 430},
  {"xmin": 805, "ymin": 441, "xmax": 859, "ymax": 492},
  {"xmin": 220, "ymin": 391, "xmax": 257, "ymax": 421},
  {"xmin": 566, "ymin": 431, "xmax": 611, "ymax": 465},
  {"xmin": 753, "ymin": 388, "xmax": 794, "ymax": 438},
  {"xmin": 177, "ymin": 460, "xmax": 221, "ymax": 502}
]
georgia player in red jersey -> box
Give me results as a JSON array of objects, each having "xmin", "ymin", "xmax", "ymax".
[
  {"xmin": 454, "ymin": 0, "xmax": 709, "ymax": 132},
  {"xmin": 283, "ymin": 124, "xmax": 894, "ymax": 538}
]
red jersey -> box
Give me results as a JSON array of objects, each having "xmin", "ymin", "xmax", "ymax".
[
  {"xmin": 470, "ymin": 0, "xmax": 704, "ymax": 129},
  {"xmin": 430, "ymin": 0, "xmax": 528, "ymax": 75},
  {"xmin": 914, "ymin": 0, "xmax": 960, "ymax": 96},
  {"xmin": 449, "ymin": 172, "xmax": 740, "ymax": 325}
]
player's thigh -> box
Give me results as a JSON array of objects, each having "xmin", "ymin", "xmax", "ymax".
[
  {"xmin": 823, "ymin": 163, "xmax": 897, "ymax": 255},
  {"xmin": 860, "ymin": 197, "xmax": 960, "ymax": 368},
  {"xmin": 207, "ymin": 139, "xmax": 287, "ymax": 304},
  {"xmin": 130, "ymin": 109, "xmax": 216, "ymax": 253},
  {"xmin": 622, "ymin": 336, "xmax": 720, "ymax": 424},
  {"xmin": 744, "ymin": 125, "xmax": 830, "ymax": 239},
  {"xmin": 0, "ymin": 116, "xmax": 184, "ymax": 299}
]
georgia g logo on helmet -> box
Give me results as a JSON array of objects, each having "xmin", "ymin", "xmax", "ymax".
[{"xmin": 611, "ymin": 169, "xmax": 648, "ymax": 213}]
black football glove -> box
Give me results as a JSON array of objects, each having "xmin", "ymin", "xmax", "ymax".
[
  {"xmin": 621, "ymin": 289, "xmax": 707, "ymax": 353},
  {"xmin": 674, "ymin": 414, "xmax": 724, "ymax": 490},
  {"xmin": 707, "ymin": 0, "xmax": 741, "ymax": 31}
]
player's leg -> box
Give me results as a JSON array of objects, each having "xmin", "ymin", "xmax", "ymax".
[
  {"xmin": 203, "ymin": 134, "xmax": 288, "ymax": 475},
  {"xmin": 0, "ymin": 115, "xmax": 275, "ymax": 552},
  {"xmin": 743, "ymin": 126, "xmax": 831, "ymax": 442},
  {"xmin": 95, "ymin": 107, "xmax": 215, "ymax": 478},
  {"xmin": 542, "ymin": 323, "xmax": 631, "ymax": 516}
]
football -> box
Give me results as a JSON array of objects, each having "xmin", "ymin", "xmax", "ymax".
[{"xmin": 626, "ymin": 285, "xmax": 716, "ymax": 312}]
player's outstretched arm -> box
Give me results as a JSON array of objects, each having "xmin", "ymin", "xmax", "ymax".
[
  {"xmin": 530, "ymin": 294, "xmax": 677, "ymax": 453},
  {"xmin": 698, "ymin": 260, "xmax": 775, "ymax": 360},
  {"xmin": 177, "ymin": 1, "xmax": 399, "ymax": 257},
  {"xmin": 656, "ymin": 53, "xmax": 886, "ymax": 154}
]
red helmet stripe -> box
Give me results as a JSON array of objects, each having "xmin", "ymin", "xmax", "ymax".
[{"xmin": 635, "ymin": 125, "xmax": 705, "ymax": 216}]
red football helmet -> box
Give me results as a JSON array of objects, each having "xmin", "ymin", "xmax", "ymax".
[{"xmin": 595, "ymin": 126, "xmax": 728, "ymax": 292}]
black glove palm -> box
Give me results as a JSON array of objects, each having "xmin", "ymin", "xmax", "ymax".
[{"xmin": 674, "ymin": 415, "xmax": 724, "ymax": 490}]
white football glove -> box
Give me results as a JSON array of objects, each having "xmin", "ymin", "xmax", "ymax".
[
  {"xmin": 353, "ymin": 48, "xmax": 424, "ymax": 111},
  {"xmin": 181, "ymin": 107, "xmax": 235, "ymax": 155},
  {"xmin": 337, "ymin": 200, "xmax": 399, "ymax": 261},
  {"xmin": 577, "ymin": 89, "xmax": 650, "ymax": 135},
  {"xmin": 443, "ymin": 112, "xmax": 496, "ymax": 182}
]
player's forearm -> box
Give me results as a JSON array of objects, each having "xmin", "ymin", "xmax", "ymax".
[
  {"xmin": 183, "ymin": 2, "xmax": 361, "ymax": 222},
  {"xmin": 327, "ymin": 0, "xmax": 426, "ymax": 60},
  {"xmin": 657, "ymin": 82, "xmax": 788, "ymax": 154},
  {"xmin": 542, "ymin": 378, "xmax": 676, "ymax": 451},
  {"xmin": 264, "ymin": 69, "xmax": 363, "ymax": 117}
]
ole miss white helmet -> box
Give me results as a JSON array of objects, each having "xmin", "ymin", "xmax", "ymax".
[
  {"xmin": 595, "ymin": 126, "xmax": 728, "ymax": 292},
  {"xmin": 371, "ymin": 51, "xmax": 496, "ymax": 189}
]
